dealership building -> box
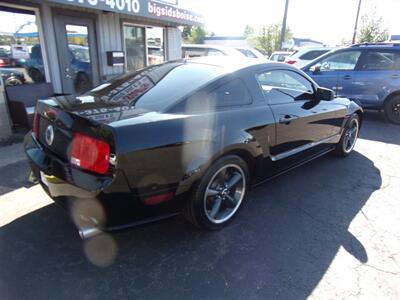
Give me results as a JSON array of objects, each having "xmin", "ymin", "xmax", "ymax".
[{"xmin": 0, "ymin": 0, "xmax": 203, "ymax": 139}]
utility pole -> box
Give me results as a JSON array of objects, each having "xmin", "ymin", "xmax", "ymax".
[
  {"xmin": 352, "ymin": 0, "xmax": 362, "ymax": 44},
  {"xmin": 280, "ymin": 0, "xmax": 289, "ymax": 50}
]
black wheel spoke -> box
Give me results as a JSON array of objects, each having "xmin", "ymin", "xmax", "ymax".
[
  {"xmin": 206, "ymin": 188, "xmax": 219, "ymax": 197},
  {"xmin": 225, "ymin": 172, "xmax": 242, "ymax": 189},
  {"xmin": 204, "ymin": 164, "xmax": 246, "ymax": 224},
  {"xmin": 209, "ymin": 197, "xmax": 222, "ymax": 219},
  {"xmin": 224, "ymin": 194, "xmax": 237, "ymax": 208}
]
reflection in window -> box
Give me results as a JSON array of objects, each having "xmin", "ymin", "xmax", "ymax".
[
  {"xmin": 319, "ymin": 51, "xmax": 361, "ymax": 71},
  {"xmin": 146, "ymin": 27, "xmax": 165, "ymax": 66},
  {"xmin": 0, "ymin": 7, "xmax": 47, "ymax": 85},
  {"xmin": 65, "ymin": 24, "xmax": 93, "ymax": 93},
  {"xmin": 124, "ymin": 25, "xmax": 146, "ymax": 72}
]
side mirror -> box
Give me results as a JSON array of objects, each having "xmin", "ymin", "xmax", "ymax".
[
  {"xmin": 309, "ymin": 64, "xmax": 321, "ymax": 74},
  {"xmin": 315, "ymin": 87, "xmax": 335, "ymax": 101}
]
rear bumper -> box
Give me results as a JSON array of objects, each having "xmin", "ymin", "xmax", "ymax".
[{"xmin": 24, "ymin": 133, "xmax": 185, "ymax": 231}]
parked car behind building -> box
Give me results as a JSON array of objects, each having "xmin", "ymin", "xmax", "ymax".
[
  {"xmin": 302, "ymin": 42, "xmax": 400, "ymax": 124},
  {"xmin": 285, "ymin": 47, "xmax": 333, "ymax": 68}
]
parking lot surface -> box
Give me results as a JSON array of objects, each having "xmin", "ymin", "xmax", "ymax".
[{"xmin": 0, "ymin": 112, "xmax": 399, "ymax": 300}]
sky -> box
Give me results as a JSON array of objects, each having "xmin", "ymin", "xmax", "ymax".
[{"xmin": 180, "ymin": 0, "xmax": 400, "ymax": 46}]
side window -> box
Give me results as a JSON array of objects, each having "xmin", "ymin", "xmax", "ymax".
[
  {"xmin": 183, "ymin": 79, "xmax": 252, "ymax": 111},
  {"xmin": 318, "ymin": 51, "xmax": 362, "ymax": 71},
  {"xmin": 207, "ymin": 49, "xmax": 225, "ymax": 57},
  {"xmin": 257, "ymin": 69, "xmax": 314, "ymax": 104},
  {"xmin": 210, "ymin": 79, "xmax": 252, "ymax": 107},
  {"xmin": 360, "ymin": 50, "xmax": 400, "ymax": 71}
]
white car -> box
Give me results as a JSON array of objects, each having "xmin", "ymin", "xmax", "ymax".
[
  {"xmin": 182, "ymin": 44, "xmax": 244, "ymax": 58},
  {"xmin": 235, "ymin": 47, "xmax": 267, "ymax": 60},
  {"xmin": 269, "ymin": 51, "xmax": 293, "ymax": 62},
  {"xmin": 182, "ymin": 44, "xmax": 267, "ymax": 60},
  {"xmin": 284, "ymin": 47, "xmax": 333, "ymax": 68}
]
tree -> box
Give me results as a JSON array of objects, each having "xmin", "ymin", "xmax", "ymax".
[
  {"xmin": 248, "ymin": 23, "xmax": 292, "ymax": 56},
  {"xmin": 357, "ymin": 12, "xmax": 388, "ymax": 43},
  {"xmin": 181, "ymin": 26, "xmax": 207, "ymax": 44},
  {"xmin": 243, "ymin": 25, "xmax": 255, "ymax": 38}
]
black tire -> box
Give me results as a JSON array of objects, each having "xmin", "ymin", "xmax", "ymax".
[
  {"xmin": 183, "ymin": 155, "xmax": 249, "ymax": 230},
  {"xmin": 384, "ymin": 95, "xmax": 400, "ymax": 124},
  {"xmin": 28, "ymin": 68, "xmax": 45, "ymax": 83},
  {"xmin": 334, "ymin": 113, "xmax": 360, "ymax": 157}
]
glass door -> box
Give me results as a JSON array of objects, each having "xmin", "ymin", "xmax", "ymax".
[
  {"xmin": 54, "ymin": 15, "xmax": 99, "ymax": 95},
  {"xmin": 123, "ymin": 24, "xmax": 146, "ymax": 72}
]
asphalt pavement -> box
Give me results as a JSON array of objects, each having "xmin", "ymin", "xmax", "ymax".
[{"xmin": 0, "ymin": 111, "xmax": 399, "ymax": 300}]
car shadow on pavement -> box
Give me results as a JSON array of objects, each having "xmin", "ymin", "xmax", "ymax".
[
  {"xmin": 0, "ymin": 160, "xmax": 34, "ymax": 196},
  {"xmin": 360, "ymin": 111, "xmax": 400, "ymax": 145},
  {"xmin": 0, "ymin": 151, "xmax": 381, "ymax": 300}
]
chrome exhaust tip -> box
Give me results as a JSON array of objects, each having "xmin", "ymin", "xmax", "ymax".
[{"xmin": 78, "ymin": 226, "xmax": 102, "ymax": 239}]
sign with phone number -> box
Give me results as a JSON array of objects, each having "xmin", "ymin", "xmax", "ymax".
[{"xmin": 46, "ymin": 0, "xmax": 203, "ymax": 26}]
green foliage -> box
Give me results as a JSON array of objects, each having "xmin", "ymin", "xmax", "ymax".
[
  {"xmin": 243, "ymin": 25, "xmax": 255, "ymax": 38},
  {"xmin": 357, "ymin": 12, "xmax": 388, "ymax": 43},
  {"xmin": 182, "ymin": 26, "xmax": 207, "ymax": 44},
  {"xmin": 248, "ymin": 23, "xmax": 292, "ymax": 56}
]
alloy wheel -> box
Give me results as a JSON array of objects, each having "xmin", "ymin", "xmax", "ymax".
[
  {"xmin": 203, "ymin": 164, "xmax": 246, "ymax": 224},
  {"xmin": 343, "ymin": 118, "xmax": 359, "ymax": 153},
  {"xmin": 390, "ymin": 101, "xmax": 400, "ymax": 123}
]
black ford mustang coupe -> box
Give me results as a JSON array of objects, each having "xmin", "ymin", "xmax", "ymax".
[{"xmin": 25, "ymin": 57, "xmax": 362, "ymax": 237}]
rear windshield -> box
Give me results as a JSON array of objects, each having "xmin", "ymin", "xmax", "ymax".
[
  {"xmin": 84, "ymin": 62, "xmax": 225, "ymax": 111},
  {"xmin": 299, "ymin": 50, "xmax": 330, "ymax": 60}
]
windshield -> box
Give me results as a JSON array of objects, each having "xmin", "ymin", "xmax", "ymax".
[{"xmin": 83, "ymin": 61, "xmax": 225, "ymax": 111}]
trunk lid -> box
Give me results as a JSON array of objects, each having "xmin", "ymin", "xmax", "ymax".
[{"xmin": 34, "ymin": 95, "xmax": 118, "ymax": 164}]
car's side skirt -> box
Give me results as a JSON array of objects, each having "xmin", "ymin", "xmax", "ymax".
[
  {"xmin": 251, "ymin": 147, "xmax": 335, "ymax": 188},
  {"xmin": 270, "ymin": 134, "xmax": 341, "ymax": 162}
]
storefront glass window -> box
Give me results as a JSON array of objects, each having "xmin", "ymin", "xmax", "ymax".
[
  {"xmin": 0, "ymin": 6, "xmax": 47, "ymax": 86},
  {"xmin": 65, "ymin": 24, "xmax": 93, "ymax": 93},
  {"xmin": 123, "ymin": 24, "xmax": 146, "ymax": 72},
  {"xmin": 146, "ymin": 27, "xmax": 165, "ymax": 66}
]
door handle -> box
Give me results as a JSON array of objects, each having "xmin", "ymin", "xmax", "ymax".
[
  {"xmin": 343, "ymin": 75, "xmax": 352, "ymax": 80},
  {"xmin": 392, "ymin": 74, "xmax": 400, "ymax": 79},
  {"xmin": 279, "ymin": 114, "xmax": 299, "ymax": 124}
]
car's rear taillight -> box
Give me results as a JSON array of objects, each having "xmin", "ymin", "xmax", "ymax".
[
  {"xmin": 285, "ymin": 60, "xmax": 296, "ymax": 65},
  {"xmin": 70, "ymin": 133, "xmax": 110, "ymax": 175},
  {"xmin": 32, "ymin": 112, "xmax": 40, "ymax": 137},
  {"xmin": 0, "ymin": 59, "xmax": 4, "ymax": 64}
]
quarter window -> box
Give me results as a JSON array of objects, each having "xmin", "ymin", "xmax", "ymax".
[
  {"xmin": 257, "ymin": 69, "xmax": 314, "ymax": 104},
  {"xmin": 183, "ymin": 78, "xmax": 252, "ymax": 111},
  {"xmin": 210, "ymin": 79, "xmax": 252, "ymax": 107},
  {"xmin": 360, "ymin": 50, "xmax": 400, "ymax": 71},
  {"xmin": 318, "ymin": 51, "xmax": 362, "ymax": 71}
]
